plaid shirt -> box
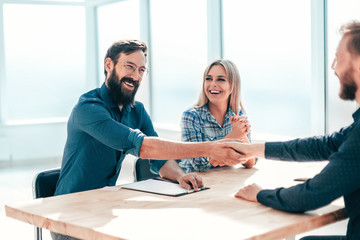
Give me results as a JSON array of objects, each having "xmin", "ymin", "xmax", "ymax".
[{"xmin": 179, "ymin": 105, "xmax": 248, "ymax": 173}]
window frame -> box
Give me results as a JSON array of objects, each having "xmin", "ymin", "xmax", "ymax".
[{"xmin": 0, "ymin": 0, "xmax": 353, "ymax": 139}]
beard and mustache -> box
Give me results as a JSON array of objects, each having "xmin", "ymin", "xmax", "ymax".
[
  {"xmin": 107, "ymin": 69, "xmax": 140, "ymax": 106},
  {"xmin": 338, "ymin": 67, "xmax": 357, "ymax": 101}
]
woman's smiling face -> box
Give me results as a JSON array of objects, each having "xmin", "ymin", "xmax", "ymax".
[{"xmin": 204, "ymin": 65, "xmax": 232, "ymax": 106}]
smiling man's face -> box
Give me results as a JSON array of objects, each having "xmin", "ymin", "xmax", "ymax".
[
  {"xmin": 332, "ymin": 35, "xmax": 358, "ymax": 101},
  {"xmin": 105, "ymin": 50, "xmax": 146, "ymax": 107}
]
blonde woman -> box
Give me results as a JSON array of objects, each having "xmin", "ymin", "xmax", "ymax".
[{"xmin": 179, "ymin": 59, "xmax": 256, "ymax": 173}]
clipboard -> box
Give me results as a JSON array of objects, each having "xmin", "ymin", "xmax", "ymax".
[{"xmin": 121, "ymin": 178, "xmax": 210, "ymax": 197}]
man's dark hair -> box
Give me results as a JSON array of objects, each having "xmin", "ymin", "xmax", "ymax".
[
  {"xmin": 104, "ymin": 40, "xmax": 148, "ymax": 77},
  {"xmin": 340, "ymin": 21, "xmax": 360, "ymax": 56}
]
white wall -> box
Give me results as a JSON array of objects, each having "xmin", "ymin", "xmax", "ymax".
[{"xmin": 0, "ymin": 122, "xmax": 66, "ymax": 165}]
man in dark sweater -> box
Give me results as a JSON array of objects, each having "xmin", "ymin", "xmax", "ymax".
[{"xmin": 213, "ymin": 21, "xmax": 360, "ymax": 240}]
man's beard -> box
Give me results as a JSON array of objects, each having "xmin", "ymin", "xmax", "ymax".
[
  {"xmin": 339, "ymin": 68, "xmax": 357, "ymax": 101},
  {"xmin": 107, "ymin": 70, "xmax": 139, "ymax": 106}
]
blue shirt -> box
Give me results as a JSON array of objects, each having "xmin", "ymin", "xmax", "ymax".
[
  {"xmin": 259, "ymin": 108, "xmax": 360, "ymax": 240},
  {"xmin": 55, "ymin": 83, "xmax": 166, "ymax": 195},
  {"xmin": 179, "ymin": 105, "xmax": 247, "ymax": 172}
]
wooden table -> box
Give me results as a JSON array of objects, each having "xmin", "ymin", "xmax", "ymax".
[{"xmin": 5, "ymin": 160, "xmax": 347, "ymax": 240}]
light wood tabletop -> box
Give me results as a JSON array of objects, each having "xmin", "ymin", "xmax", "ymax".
[{"xmin": 5, "ymin": 159, "xmax": 347, "ymax": 240}]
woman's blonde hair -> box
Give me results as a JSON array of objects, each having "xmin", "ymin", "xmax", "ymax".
[{"xmin": 194, "ymin": 59, "xmax": 245, "ymax": 114}]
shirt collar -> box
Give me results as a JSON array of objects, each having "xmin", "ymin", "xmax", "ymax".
[
  {"xmin": 200, "ymin": 105, "xmax": 213, "ymax": 122},
  {"xmin": 352, "ymin": 107, "xmax": 360, "ymax": 122},
  {"xmin": 100, "ymin": 82, "xmax": 117, "ymax": 109},
  {"xmin": 99, "ymin": 82, "xmax": 134, "ymax": 112},
  {"xmin": 200, "ymin": 104, "xmax": 236, "ymax": 124}
]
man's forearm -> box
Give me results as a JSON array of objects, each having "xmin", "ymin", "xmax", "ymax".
[
  {"xmin": 139, "ymin": 137, "xmax": 209, "ymax": 160},
  {"xmin": 139, "ymin": 137, "xmax": 246, "ymax": 166},
  {"xmin": 249, "ymin": 143, "xmax": 266, "ymax": 158},
  {"xmin": 158, "ymin": 160, "xmax": 184, "ymax": 182},
  {"xmin": 225, "ymin": 142, "xmax": 265, "ymax": 160}
]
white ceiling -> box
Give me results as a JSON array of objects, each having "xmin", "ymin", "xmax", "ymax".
[{"xmin": 0, "ymin": 0, "xmax": 124, "ymax": 7}]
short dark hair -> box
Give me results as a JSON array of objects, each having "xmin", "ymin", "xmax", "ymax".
[
  {"xmin": 340, "ymin": 21, "xmax": 360, "ymax": 56},
  {"xmin": 104, "ymin": 40, "xmax": 148, "ymax": 77}
]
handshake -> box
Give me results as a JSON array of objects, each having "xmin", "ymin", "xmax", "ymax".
[{"xmin": 208, "ymin": 139, "xmax": 264, "ymax": 168}]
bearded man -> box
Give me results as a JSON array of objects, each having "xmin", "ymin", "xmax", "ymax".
[
  {"xmin": 51, "ymin": 40, "xmax": 248, "ymax": 240},
  {"xmin": 54, "ymin": 40, "xmax": 248, "ymax": 197},
  {"xmin": 216, "ymin": 21, "xmax": 360, "ymax": 240},
  {"xmin": 52, "ymin": 40, "xmax": 248, "ymax": 240}
]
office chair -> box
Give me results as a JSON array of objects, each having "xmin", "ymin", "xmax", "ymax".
[
  {"xmin": 135, "ymin": 159, "xmax": 159, "ymax": 181},
  {"xmin": 32, "ymin": 168, "xmax": 61, "ymax": 240}
]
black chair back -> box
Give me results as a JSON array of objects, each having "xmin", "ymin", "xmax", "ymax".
[
  {"xmin": 135, "ymin": 159, "xmax": 159, "ymax": 181},
  {"xmin": 33, "ymin": 168, "xmax": 60, "ymax": 198},
  {"xmin": 32, "ymin": 168, "xmax": 60, "ymax": 240}
]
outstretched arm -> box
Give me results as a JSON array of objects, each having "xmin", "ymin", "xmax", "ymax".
[
  {"xmin": 235, "ymin": 128, "xmax": 360, "ymax": 213},
  {"xmin": 139, "ymin": 137, "xmax": 248, "ymax": 166},
  {"xmin": 210, "ymin": 142, "xmax": 265, "ymax": 166}
]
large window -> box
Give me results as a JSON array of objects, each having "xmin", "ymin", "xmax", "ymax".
[
  {"xmin": 3, "ymin": 4, "xmax": 86, "ymax": 122},
  {"xmin": 326, "ymin": 0, "xmax": 360, "ymax": 133},
  {"xmin": 150, "ymin": 0, "xmax": 207, "ymax": 126},
  {"xmin": 223, "ymin": 0, "xmax": 312, "ymax": 140},
  {"xmin": 97, "ymin": 0, "xmax": 141, "ymax": 86},
  {"xmin": 1, "ymin": 0, "xmax": 359, "ymax": 140}
]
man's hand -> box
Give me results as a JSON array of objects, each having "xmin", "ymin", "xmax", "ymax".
[
  {"xmin": 208, "ymin": 139, "xmax": 248, "ymax": 166},
  {"xmin": 222, "ymin": 116, "xmax": 257, "ymax": 169},
  {"xmin": 158, "ymin": 160, "xmax": 204, "ymax": 191},
  {"xmin": 177, "ymin": 173, "xmax": 203, "ymax": 191},
  {"xmin": 214, "ymin": 142, "xmax": 265, "ymax": 163},
  {"xmin": 234, "ymin": 183, "xmax": 262, "ymax": 202},
  {"xmin": 210, "ymin": 142, "xmax": 265, "ymax": 167}
]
